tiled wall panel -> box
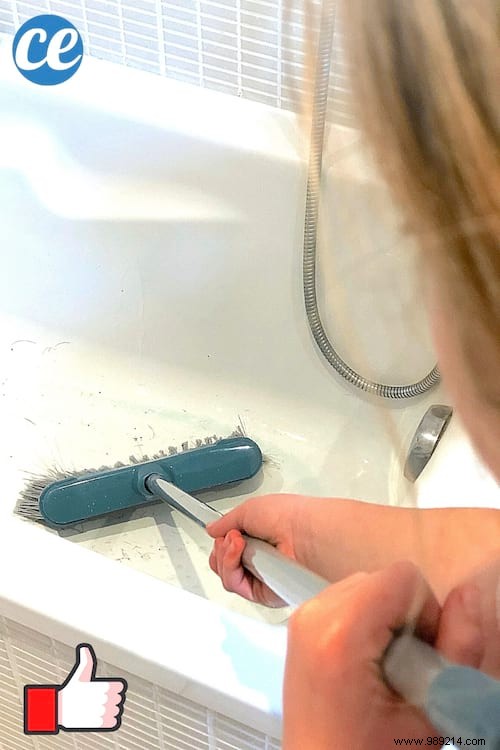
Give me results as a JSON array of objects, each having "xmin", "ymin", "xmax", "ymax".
[{"xmin": 1, "ymin": 0, "xmax": 353, "ymax": 124}]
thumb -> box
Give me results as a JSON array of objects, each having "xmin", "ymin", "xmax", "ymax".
[
  {"xmin": 206, "ymin": 496, "xmax": 291, "ymax": 546},
  {"xmin": 436, "ymin": 583, "xmax": 485, "ymax": 669},
  {"xmin": 206, "ymin": 505, "xmax": 246, "ymax": 538},
  {"xmin": 69, "ymin": 644, "xmax": 97, "ymax": 683}
]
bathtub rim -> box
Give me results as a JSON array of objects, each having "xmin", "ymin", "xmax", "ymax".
[{"xmin": 0, "ymin": 514, "xmax": 286, "ymax": 737}]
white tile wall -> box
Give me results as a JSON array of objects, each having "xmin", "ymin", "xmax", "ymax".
[
  {"xmin": 0, "ymin": 0, "xmax": 352, "ymax": 124},
  {"xmin": 0, "ymin": 615, "xmax": 282, "ymax": 749}
]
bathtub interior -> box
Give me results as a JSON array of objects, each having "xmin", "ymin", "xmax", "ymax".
[{"xmin": 2, "ymin": 50, "xmax": 500, "ymax": 632}]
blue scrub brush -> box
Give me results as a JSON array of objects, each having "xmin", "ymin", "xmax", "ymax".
[
  {"xmin": 16, "ymin": 427, "xmax": 262, "ymax": 527},
  {"xmin": 15, "ymin": 427, "xmax": 500, "ymax": 746}
]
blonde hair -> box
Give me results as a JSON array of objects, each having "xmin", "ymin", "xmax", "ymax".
[{"xmin": 341, "ymin": 0, "xmax": 500, "ymax": 399}]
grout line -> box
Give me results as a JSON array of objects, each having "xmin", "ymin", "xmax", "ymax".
[
  {"xmin": 80, "ymin": 0, "xmax": 90, "ymax": 54},
  {"xmin": 195, "ymin": 0, "xmax": 204, "ymax": 86},
  {"xmin": 207, "ymin": 709, "xmax": 217, "ymax": 750},
  {"xmin": 1, "ymin": 617, "xmax": 40, "ymax": 750},
  {"xmin": 117, "ymin": 0, "xmax": 126, "ymax": 64},
  {"xmin": 153, "ymin": 684, "xmax": 168, "ymax": 750},
  {"xmin": 155, "ymin": 0, "xmax": 167, "ymax": 75},
  {"xmin": 11, "ymin": 0, "xmax": 19, "ymax": 27},
  {"xmin": 235, "ymin": 0, "xmax": 242, "ymax": 95},
  {"xmin": 276, "ymin": 0, "xmax": 282, "ymax": 106}
]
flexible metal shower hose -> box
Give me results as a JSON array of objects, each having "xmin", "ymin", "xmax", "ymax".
[{"xmin": 303, "ymin": 0, "xmax": 440, "ymax": 399}]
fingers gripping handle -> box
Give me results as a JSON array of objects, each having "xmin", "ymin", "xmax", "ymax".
[
  {"xmin": 149, "ymin": 474, "xmax": 328, "ymax": 605},
  {"xmin": 239, "ymin": 538, "xmax": 500, "ymax": 746},
  {"xmin": 152, "ymin": 476, "xmax": 500, "ymax": 743},
  {"xmin": 241, "ymin": 536, "xmax": 327, "ymax": 607},
  {"xmin": 150, "ymin": 474, "xmax": 329, "ymax": 605}
]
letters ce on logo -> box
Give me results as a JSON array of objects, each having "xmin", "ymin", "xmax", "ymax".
[{"xmin": 12, "ymin": 14, "xmax": 83, "ymax": 85}]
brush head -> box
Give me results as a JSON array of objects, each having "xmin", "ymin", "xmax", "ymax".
[{"xmin": 16, "ymin": 426, "xmax": 262, "ymax": 527}]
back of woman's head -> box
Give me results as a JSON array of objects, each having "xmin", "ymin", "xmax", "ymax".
[{"xmin": 341, "ymin": 0, "xmax": 500, "ymax": 406}]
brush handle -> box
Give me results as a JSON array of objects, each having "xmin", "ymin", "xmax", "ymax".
[
  {"xmin": 40, "ymin": 437, "xmax": 262, "ymax": 526},
  {"xmin": 384, "ymin": 633, "xmax": 500, "ymax": 748},
  {"xmin": 145, "ymin": 477, "xmax": 500, "ymax": 745},
  {"xmin": 238, "ymin": 536, "xmax": 500, "ymax": 745},
  {"xmin": 241, "ymin": 537, "xmax": 327, "ymax": 605},
  {"xmin": 149, "ymin": 475, "xmax": 330, "ymax": 605}
]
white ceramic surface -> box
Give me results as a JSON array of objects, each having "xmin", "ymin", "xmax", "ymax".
[{"xmin": 0, "ymin": 35, "xmax": 498, "ymax": 735}]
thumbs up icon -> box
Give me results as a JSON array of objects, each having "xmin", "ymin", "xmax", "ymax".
[{"xmin": 24, "ymin": 644, "xmax": 127, "ymax": 735}]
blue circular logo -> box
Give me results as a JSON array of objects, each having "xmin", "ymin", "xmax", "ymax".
[{"xmin": 13, "ymin": 14, "xmax": 83, "ymax": 85}]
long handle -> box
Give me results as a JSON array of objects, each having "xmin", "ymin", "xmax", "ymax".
[
  {"xmin": 148, "ymin": 475, "xmax": 328, "ymax": 605},
  {"xmin": 149, "ymin": 476, "xmax": 500, "ymax": 747},
  {"xmin": 385, "ymin": 634, "xmax": 500, "ymax": 749}
]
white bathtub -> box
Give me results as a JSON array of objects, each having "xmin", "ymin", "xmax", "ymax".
[{"xmin": 0, "ymin": 32, "xmax": 499, "ymax": 749}]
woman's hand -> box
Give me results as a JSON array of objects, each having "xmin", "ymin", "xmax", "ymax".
[
  {"xmin": 206, "ymin": 493, "xmax": 415, "ymax": 606},
  {"xmin": 282, "ymin": 561, "xmax": 487, "ymax": 750},
  {"xmin": 207, "ymin": 494, "xmax": 500, "ymax": 606},
  {"xmin": 207, "ymin": 494, "xmax": 309, "ymax": 606}
]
